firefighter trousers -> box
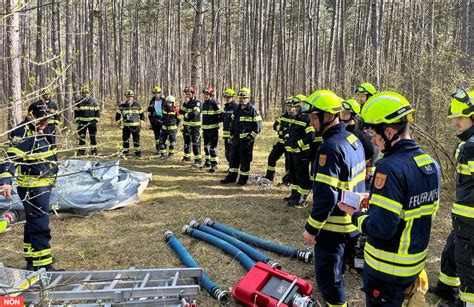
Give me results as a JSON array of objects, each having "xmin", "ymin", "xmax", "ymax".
[
  {"xmin": 229, "ymin": 137, "xmax": 254, "ymax": 183},
  {"xmin": 203, "ymin": 128, "xmax": 219, "ymax": 166},
  {"xmin": 122, "ymin": 126, "xmax": 141, "ymax": 156},
  {"xmin": 77, "ymin": 121, "xmax": 97, "ymax": 155},
  {"xmin": 288, "ymin": 151, "xmax": 311, "ymax": 198},
  {"xmin": 265, "ymin": 141, "xmax": 286, "ymax": 181},
  {"xmin": 436, "ymin": 230, "xmax": 460, "ymax": 296},
  {"xmin": 224, "ymin": 137, "xmax": 232, "ymax": 163},
  {"xmin": 150, "ymin": 121, "xmax": 163, "ymax": 152},
  {"xmin": 159, "ymin": 130, "xmax": 177, "ymax": 155},
  {"xmin": 17, "ymin": 186, "xmax": 53, "ymax": 270},
  {"xmin": 183, "ymin": 126, "xmax": 201, "ymax": 162},
  {"xmin": 362, "ymin": 270, "xmax": 415, "ymax": 306}
]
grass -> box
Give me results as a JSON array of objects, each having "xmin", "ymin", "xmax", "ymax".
[{"xmin": 0, "ymin": 111, "xmax": 454, "ymax": 306}]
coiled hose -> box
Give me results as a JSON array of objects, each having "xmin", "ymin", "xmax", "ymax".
[
  {"xmin": 204, "ymin": 218, "xmax": 313, "ymax": 263},
  {"xmin": 164, "ymin": 230, "xmax": 230, "ymax": 305}
]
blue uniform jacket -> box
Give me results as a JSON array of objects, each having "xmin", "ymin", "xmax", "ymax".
[
  {"xmin": 305, "ymin": 123, "xmax": 366, "ymax": 242},
  {"xmin": 352, "ymin": 139, "xmax": 440, "ymax": 283}
]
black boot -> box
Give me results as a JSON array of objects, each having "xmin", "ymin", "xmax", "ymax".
[
  {"xmin": 284, "ymin": 189, "xmax": 298, "ymax": 201},
  {"xmin": 264, "ymin": 170, "xmax": 275, "ymax": 181},
  {"xmin": 236, "ymin": 175, "xmax": 249, "ymax": 186},
  {"xmin": 220, "ymin": 172, "xmax": 238, "ymax": 184}
]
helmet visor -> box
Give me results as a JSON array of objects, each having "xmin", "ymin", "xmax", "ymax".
[
  {"xmin": 451, "ymin": 88, "xmax": 472, "ymax": 106},
  {"xmin": 342, "ymin": 100, "xmax": 353, "ymax": 112}
]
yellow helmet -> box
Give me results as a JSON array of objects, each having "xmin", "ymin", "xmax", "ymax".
[
  {"xmin": 223, "ymin": 88, "xmax": 236, "ymax": 97},
  {"xmin": 448, "ymin": 89, "xmax": 474, "ymax": 118},
  {"xmin": 355, "ymin": 82, "xmax": 377, "ymax": 95},
  {"xmin": 152, "ymin": 86, "xmax": 162, "ymax": 93},
  {"xmin": 342, "ymin": 99, "xmax": 361, "ymax": 114},
  {"xmin": 125, "ymin": 89, "xmax": 135, "ymax": 97},
  {"xmin": 237, "ymin": 87, "xmax": 251, "ymax": 99},
  {"xmin": 361, "ymin": 91, "xmax": 414, "ymax": 125},
  {"xmin": 80, "ymin": 86, "xmax": 91, "ymax": 93},
  {"xmin": 284, "ymin": 96, "xmax": 294, "ymax": 106},
  {"xmin": 292, "ymin": 94, "xmax": 308, "ymax": 106},
  {"xmin": 305, "ymin": 90, "xmax": 343, "ymax": 114}
]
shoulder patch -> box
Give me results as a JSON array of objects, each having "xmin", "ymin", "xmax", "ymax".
[
  {"xmin": 374, "ymin": 173, "xmax": 387, "ymax": 189},
  {"xmin": 319, "ymin": 154, "xmax": 327, "ymax": 167},
  {"xmin": 196, "ymin": 102, "xmax": 201, "ymax": 107}
]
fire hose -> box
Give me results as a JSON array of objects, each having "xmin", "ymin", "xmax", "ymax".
[
  {"xmin": 188, "ymin": 220, "xmax": 280, "ymax": 269},
  {"xmin": 203, "ymin": 218, "xmax": 313, "ymax": 263},
  {"xmin": 163, "ymin": 230, "xmax": 230, "ymax": 305},
  {"xmin": 182, "ymin": 225, "xmax": 255, "ymax": 271}
]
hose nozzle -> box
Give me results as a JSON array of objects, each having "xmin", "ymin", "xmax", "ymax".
[
  {"xmin": 212, "ymin": 288, "xmax": 231, "ymax": 305},
  {"xmin": 297, "ymin": 250, "xmax": 314, "ymax": 263},
  {"xmin": 266, "ymin": 260, "xmax": 281, "ymax": 269},
  {"xmin": 182, "ymin": 224, "xmax": 192, "ymax": 234},
  {"xmin": 189, "ymin": 220, "xmax": 200, "ymax": 228},
  {"xmin": 163, "ymin": 230, "xmax": 174, "ymax": 242},
  {"xmin": 203, "ymin": 217, "xmax": 214, "ymax": 226}
]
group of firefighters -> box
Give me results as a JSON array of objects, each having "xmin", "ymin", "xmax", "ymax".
[{"xmin": 0, "ymin": 81, "xmax": 473, "ymax": 307}]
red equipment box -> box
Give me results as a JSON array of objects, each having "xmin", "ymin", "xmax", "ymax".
[{"xmin": 232, "ymin": 262, "xmax": 314, "ymax": 307}]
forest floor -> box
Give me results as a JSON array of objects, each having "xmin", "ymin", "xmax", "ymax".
[{"xmin": 0, "ymin": 111, "xmax": 454, "ymax": 306}]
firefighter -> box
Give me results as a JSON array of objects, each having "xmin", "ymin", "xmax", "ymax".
[
  {"xmin": 115, "ymin": 90, "xmax": 145, "ymax": 157},
  {"xmin": 220, "ymin": 87, "xmax": 262, "ymax": 186},
  {"xmin": 339, "ymin": 91, "xmax": 441, "ymax": 306},
  {"xmin": 341, "ymin": 99, "xmax": 375, "ymax": 188},
  {"xmin": 158, "ymin": 95, "xmax": 181, "ymax": 159},
  {"xmin": 180, "ymin": 87, "xmax": 202, "ymax": 167},
  {"xmin": 302, "ymin": 90, "xmax": 366, "ymax": 306},
  {"xmin": 148, "ymin": 86, "xmax": 165, "ymax": 153},
  {"xmin": 29, "ymin": 88, "xmax": 61, "ymax": 144},
  {"xmin": 264, "ymin": 97, "xmax": 293, "ymax": 182},
  {"xmin": 222, "ymin": 88, "xmax": 239, "ymax": 164},
  {"xmin": 201, "ymin": 87, "xmax": 223, "ymax": 172},
  {"xmin": 431, "ymin": 89, "xmax": 474, "ymax": 306},
  {"xmin": 74, "ymin": 86, "xmax": 100, "ymax": 156},
  {"xmin": 0, "ymin": 102, "xmax": 58, "ymax": 271},
  {"xmin": 284, "ymin": 95, "xmax": 315, "ymax": 207},
  {"xmin": 354, "ymin": 82, "xmax": 377, "ymax": 105}
]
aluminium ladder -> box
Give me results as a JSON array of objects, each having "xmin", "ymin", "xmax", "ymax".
[{"xmin": 0, "ymin": 266, "xmax": 201, "ymax": 306}]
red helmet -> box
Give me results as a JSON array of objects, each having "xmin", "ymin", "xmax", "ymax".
[
  {"xmin": 202, "ymin": 86, "xmax": 215, "ymax": 96},
  {"xmin": 184, "ymin": 87, "xmax": 196, "ymax": 94}
]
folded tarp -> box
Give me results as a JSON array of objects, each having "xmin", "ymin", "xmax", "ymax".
[{"xmin": 0, "ymin": 160, "xmax": 152, "ymax": 216}]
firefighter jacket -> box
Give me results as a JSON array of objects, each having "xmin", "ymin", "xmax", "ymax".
[
  {"xmin": 451, "ymin": 125, "xmax": 474, "ymax": 238},
  {"xmin": 305, "ymin": 124, "xmax": 366, "ymax": 240},
  {"xmin": 283, "ymin": 114, "xmax": 315, "ymax": 154},
  {"xmin": 179, "ymin": 97, "xmax": 201, "ymax": 127},
  {"xmin": 346, "ymin": 124, "xmax": 376, "ymax": 178},
  {"xmin": 223, "ymin": 101, "xmax": 239, "ymax": 138},
  {"xmin": 201, "ymin": 99, "xmax": 223, "ymax": 130},
  {"xmin": 162, "ymin": 105, "xmax": 181, "ymax": 131},
  {"xmin": 115, "ymin": 101, "xmax": 145, "ymax": 127},
  {"xmin": 29, "ymin": 100, "xmax": 61, "ymax": 127},
  {"xmin": 352, "ymin": 139, "xmax": 440, "ymax": 283},
  {"xmin": 0, "ymin": 120, "xmax": 58, "ymax": 188},
  {"xmin": 148, "ymin": 97, "xmax": 165, "ymax": 125},
  {"xmin": 273, "ymin": 113, "xmax": 292, "ymax": 144},
  {"xmin": 74, "ymin": 97, "xmax": 100, "ymax": 123},
  {"xmin": 230, "ymin": 103, "xmax": 263, "ymax": 140}
]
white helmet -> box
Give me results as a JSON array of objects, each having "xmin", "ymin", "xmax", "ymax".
[{"xmin": 165, "ymin": 95, "xmax": 176, "ymax": 103}]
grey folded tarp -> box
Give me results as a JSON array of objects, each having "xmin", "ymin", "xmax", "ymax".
[{"xmin": 0, "ymin": 160, "xmax": 152, "ymax": 216}]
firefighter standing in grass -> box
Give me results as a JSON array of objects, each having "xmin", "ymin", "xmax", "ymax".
[
  {"xmin": 220, "ymin": 87, "xmax": 262, "ymax": 186},
  {"xmin": 74, "ymin": 86, "xmax": 100, "ymax": 156},
  {"xmin": 147, "ymin": 86, "xmax": 165, "ymax": 154},
  {"xmin": 158, "ymin": 95, "xmax": 181, "ymax": 159},
  {"xmin": 115, "ymin": 90, "xmax": 145, "ymax": 157},
  {"xmin": 201, "ymin": 87, "xmax": 223, "ymax": 173},
  {"xmin": 431, "ymin": 89, "xmax": 474, "ymax": 306},
  {"xmin": 0, "ymin": 102, "xmax": 58, "ymax": 271},
  {"xmin": 264, "ymin": 97, "xmax": 293, "ymax": 183},
  {"xmin": 302, "ymin": 90, "xmax": 366, "ymax": 307},
  {"xmin": 222, "ymin": 88, "xmax": 239, "ymax": 164},
  {"xmin": 284, "ymin": 95, "xmax": 315, "ymax": 207},
  {"xmin": 180, "ymin": 87, "xmax": 202, "ymax": 166},
  {"xmin": 339, "ymin": 91, "xmax": 440, "ymax": 306}
]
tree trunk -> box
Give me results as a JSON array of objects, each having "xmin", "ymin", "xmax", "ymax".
[
  {"xmin": 190, "ymin": 0, "xmax": 205, "ymax": 88},
  {"xmin": 6, "ymin": 0, "xmax": 22, "ymax": 129}
]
